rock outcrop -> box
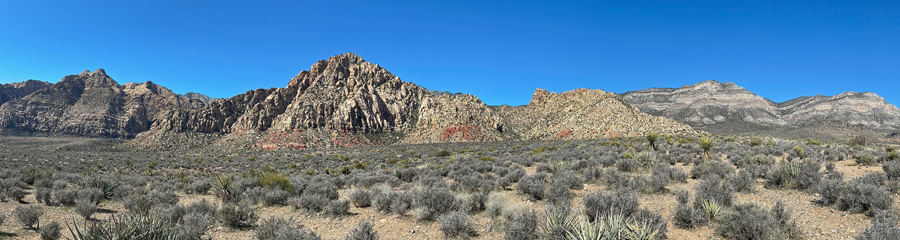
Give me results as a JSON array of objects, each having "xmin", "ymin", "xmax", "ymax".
[
  {"xmin": 133, "ymin": 53, "xmax": 694, "ymax": 150},
  {"xmin": 621, "ymin": 80, "xmax": 900, "ymax": 140},
  {"xmin": 0, "ymin": 80, "xmax": 52, "ymax": 106},
  {"xmin": 0, "ymin": 69, "xmax": 209, "ymax": 137}
]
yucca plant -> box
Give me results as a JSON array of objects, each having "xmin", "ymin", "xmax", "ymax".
[
  {"xmin": 68, "ymin": 213, "xmax": 178, "ymax": 240},
  {"xmin": 213, "ymin": 174, "xmax": 236, "ymax": 202},
  {"xmin": 645, "ymin": 132, "xmax": 659, "ymax": 151},
  {"xmin": 698, "ymin": 137, "xmax": 715, "ymax": 161},
  {"xmin": 543, "ymin": 206, "xmax": 576, "ymax": 240},
  {"xmin": 701, "ymin": 199, "xmax": 722, "ymax": 222},
  {"xmin": 567, "ymin": 218, "xmax": 603, "ymax": 240},
  {"xmin": 626, "ymin": 219, "xmax": 660, "ymax": 240},
  {"xmin": 79, "ymin": 176, "xmax": 118, "ymax": 200}
]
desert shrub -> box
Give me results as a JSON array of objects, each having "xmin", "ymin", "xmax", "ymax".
[
  {"xmin": 616, "ymin": 158, "xmax": 639, "ymax": 172},
  {"xmin": 815, "ymin": 178, "xmax": 845, "ymax": 206},
  {"xmin": 726, "ymin": 171, "xmax": 755, "ymax": 193},
  {"xmin": 543, "ymin": 204, "xmax": 575, "ymax": 240},
  {"xmin": 716, "ymin": 202, "xmax": 803, "ymax": 240},
  {"xmin": 179, "ymin": 211, "xmax": 215, "ymax": 240},
  {"xmin": 552, "ymin": 170, "xmax": 584, "ymax": 190},
  {"xmin": 75, "ymin": 197, "xmax": 98, "ymax": 220},
  {"xmin": 504, "ymin": 209, "xmax": 539, "ymax": 240},
  {"xmin": 545, "ymin": 180, "xmax": 572, "ymax": 206},
  {"xmin": 347, "ymin": 188, "xmax": 372, "ymax": 208},
  {"xmin": 694, "ymin": 176, "xmax": 734, "ymax": 208},
  {"xmin": 390, "ymin": 190, "xmax": 414, "ymax": 215},
  {"xmin": 40, "ymin": 221, "xmax": 61, "ymax": 240},
  {"xmin": 857, "ymin": 210, "xmax": 900, "ymax": 240},
  {"xmin": 217, "ymin": 202, "xmax": 257, "ymax": 229},
  {"xmin": 371, "ymin": 186, "xmax": 396, "ymax": 213},
  {"xmin": 603, "ymin": 168, "xmax": 633, "ymax": 190},
  {"xmin": 345, "ymin": 220, "xmax": 379, "ymax": 240},
  {"xmin": 53, "ymin": 188, "xmax": 77, "ymax": 206},
  {"xmin": 413, "ymin": 187, "xmax": 456, "ymax": 221},
  {"xmin": 8, "ymin": 187, "xmax": 26, "ymax": 203},
  {"xmin": 455, "ymin": 192, "xmax": 487, "ymax": 213},
  {"xmin": 635, "ymin": 151, "xmax": 661, "ymax": 169},
  {"xmin": 485, "ymin": 192, "xmax": 509, "ymax": 219},
  {"xmin": 438, "ymin": 211, "xmax": 477, "ymax": 238},
  {"xmin": 77, "ymin": 187, "xmax": 104, "ymax": 204},
  {"xmin": 766, "ymin": 159, "xmax": 822, "ymax": 190},
  {"xmin": 255, "ymin": 217, "xmax": 321, "ymax": 240},
  {"xmin": 837, "ymin": 179, "xmax": 893, "ymax": 214},
  {"xmin": 260, "ymin": 188, "xmax": 289, "ymax": 206},
  {"xmin": 884, "ymin": 161, "xmax": 900, "ymax": 180},
  {"xmin": 15, "ymin": 205, "xmax": 43, "ymax": 229},
  {"xmin": 0, "ymin": 213, "xmax": 5, "ymax": 227},
  {"xmin": 187, "ymin": 179, "xmax": 212, "ymax": 195},
  {"xmin": 325, "ymin": 200, "xmax": 351, "ymax": 217},
  {"xmin": 652, "ymin": 163, "xmax": 687, "ymax": 183},
  {"xmin": 691, "ymin": 160, "xmax": 734, "ymax": 180},
  {"xmin": 151, "ymin": 204, "xmax": 186, "ymax": 226},
  {"xmin": 673, "ymin": 202, "xmax": 707, "ymax": 229},
  {"xmin": 856, "ymin": 154, "xmax": 878, "ymax": 166},
  {"xmin": 636, "ymin": 174, "xmax": 670, "ymax": 194},
  {"xmin": 516, "ymin": 173, "xmax": 548, "ymax": 200},
  {"xmin": 36, "ymin": 187, "xmax": 52, "ymax": 205},
  {"xmin": 583, "ymin": 189, "xmax": 639, "ymax": 222}
]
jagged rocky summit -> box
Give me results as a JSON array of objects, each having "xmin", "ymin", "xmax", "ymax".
[
  {"xmin": 621, "ymin": 80, "xmax": 900, "ymax": 141},
  {"xmin": 129, "ymin": 53, "xmax": 695, "ymax": 150},
  {"xmin": 0, "ymin": 69, "xmax": 210, "ymax": 137}
]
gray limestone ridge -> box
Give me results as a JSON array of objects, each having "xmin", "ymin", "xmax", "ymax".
[{"xmin": 621, "ymin": 80, "xmax": 900, "ymax": 140}]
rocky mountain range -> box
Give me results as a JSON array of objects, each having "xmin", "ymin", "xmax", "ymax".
[
  {"xmin": 621, "ymin": 80, "xmax": 900, "ymax": 141},
  {"xmin": 127, "ymin": 53, "xmax": 694, "ymax": 150},
  {"xmin": 0, "ymin": 69, "xmax": 210, "ymax": 137}
]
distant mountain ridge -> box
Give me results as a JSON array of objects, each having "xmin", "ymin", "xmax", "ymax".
[
  {"xmin": 129, "ymin": 53, "xmax": 695, "ymax": 150},
  {"xmin": 0, "ymin": 70, "xmax": 211, "ymax": 137},
  {"xmin": 621, "ymin": 80, "xmax": 900, "ymax": 141}
]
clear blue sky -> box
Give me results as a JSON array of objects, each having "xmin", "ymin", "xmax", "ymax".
[{"xmin": 1, "ymin": 0, "xmax": 898, "ymax": 106}]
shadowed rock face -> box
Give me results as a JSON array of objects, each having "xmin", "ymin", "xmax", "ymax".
[
  {"xmin": 621, "ymin": 80, "xmax": 900, "ymax": 140},
  {"xmin": 0, "ymin": 80, "xmax": 52, "ymax": 106},
  {"xmin": 0, "ymin": 69, "xmax": 210, "ymax": 138},
  {"xmin": 134, "ymin": 53, "xmax": 694, "ymax": 150}
]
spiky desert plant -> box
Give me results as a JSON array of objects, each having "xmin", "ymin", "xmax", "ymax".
[
  {"xmin": 645, "ymin": 132, "xmax": 659, "ymax": 151},
  {"xmin": 543, "ymin": 205, "xmax": 575, "ymax": 240},
  {"xmin": 700, "ymin": 199, "xmax": 722, "ymax": 222},
  {"xmin": 213, "ymin": 174, "xmax": 236, "ymax": 203},
  {"xmin": 698, "ymin": 137, "xmax": 715, "ymax": 161}
]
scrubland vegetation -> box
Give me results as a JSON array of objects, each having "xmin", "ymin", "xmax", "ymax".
[{"xmin": 0, "ymin": 134, "xmax": 898, "ymax": 239}]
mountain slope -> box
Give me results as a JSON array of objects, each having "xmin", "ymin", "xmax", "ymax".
[
  {"xmin": 621, "ymin": 80, "xmax": 900, "ymax": 140},
  {"xmin": 0, "ymin": 69, "xmax": 210, "ymax": 137},
  {"xmin": 132, "ymin": 53, "xmax": 694, "ymax": 150},
  {"xmin": 0, "ymin": 80, "xmax": 52, "ymax": 106}
]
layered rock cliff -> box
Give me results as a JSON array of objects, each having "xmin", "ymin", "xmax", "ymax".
[
  {"xmin": 621, "ymin": 80, "xmax": 900, "ymax": 140},
  {"xmin": 0, "ymin": 69, "xmax": 209, "ymax": 137},
  {"xmin": 132, "ymin": 53, "xmax": 694, "ymax": 150}
]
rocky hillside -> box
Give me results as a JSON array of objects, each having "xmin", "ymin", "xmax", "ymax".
[
  {"xmin": 621, "ymin": 80, "xmax": 900, "ymax": 141},
  {"xmin": 0, "ymin": 80, "xmax": 52, "ymax": 106},
  {"xmin": 0, "ymin": 69, "xmax": 210, "ymax": 137},
  {"xmin": 131, "ymin": 53, "xmax": 694, "ymax": 150}
]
